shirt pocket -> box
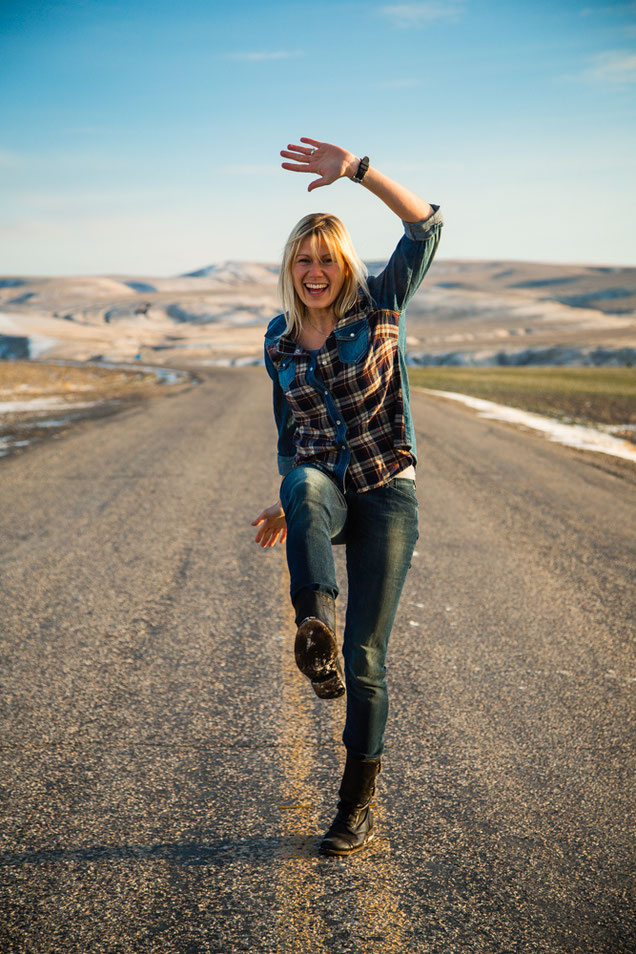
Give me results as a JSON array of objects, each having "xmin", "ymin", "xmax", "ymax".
[
  {"xmin": 277, "ymin": 355, "xmax": 296, "ymax": 390},
  {"xmin": 334, "ymin": 319, "xmax": 370, "ymax": 364}
]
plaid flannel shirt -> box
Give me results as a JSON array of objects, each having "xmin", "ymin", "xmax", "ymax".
[{"xmin": 264, "ymin": 206, "xmax": 443, "ymax": 493}]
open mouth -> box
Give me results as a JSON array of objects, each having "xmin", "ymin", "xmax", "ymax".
[{"xmin": 305, "ymin": 283, "xmax": 328, "ymax": 298}]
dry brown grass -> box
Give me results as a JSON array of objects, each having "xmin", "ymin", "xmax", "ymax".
[
  {"xmin": 0, "ymin": 360, "xmax": 191, "ymax": 459},
  {"xmin": 409, "ymin": 367, "xmax": 636, "ymax": 435},
  {"xmin": 0, "ymin": 360, "xmax": 161, "ymax": 404}
]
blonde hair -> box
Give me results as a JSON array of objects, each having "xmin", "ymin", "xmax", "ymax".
[{"xmin": 278, "ymin": 213, "xmax": 369, "ymax": 339}]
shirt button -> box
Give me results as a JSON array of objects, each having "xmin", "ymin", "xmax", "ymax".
[
  {"xmin": 336, "ymin": 420, "xmax": 342, "ymax": 425},
  {"xmin": 349, "ymin": 332, "xmax": 355, "ymax": 337}
]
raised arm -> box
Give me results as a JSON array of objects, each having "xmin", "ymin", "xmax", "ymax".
[{"xmin": 280, "ymin": 137, "xmax": 434, "ymax": 223}]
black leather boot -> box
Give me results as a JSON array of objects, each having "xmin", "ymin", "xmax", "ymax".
[
  {"xmin": 319, "ymin": 755, "xmax": 381, "ymax": 856},
  {"xmin": 292, "ymin": 589, "xmax": 345, "ymax": 700}
]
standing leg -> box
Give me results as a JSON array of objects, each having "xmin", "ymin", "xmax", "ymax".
[
  {"xmin": 319, "ymin": 478, "xmax": 418, "ymax": 855},
  {"xmin": 342, "ymin": 479, "xmax": 419, "ymax": 760}
]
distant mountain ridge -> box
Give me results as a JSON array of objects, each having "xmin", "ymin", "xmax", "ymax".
[
  {"xmin": 182, "ymin": 261, "xmax": 279, "ymax": 284},
  {"xmin": 1, "ymin": 258, "xmax": 634, "ymax": 367}
]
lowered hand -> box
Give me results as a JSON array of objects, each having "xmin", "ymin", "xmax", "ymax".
[{"xmin": 252, "ymin": 501, "xmax": 287, "ymax": 548}]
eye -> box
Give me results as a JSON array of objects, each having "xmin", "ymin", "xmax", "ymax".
[{"xmin": 322, "ymin": 257, "xmax": 333, "ymax": 264}]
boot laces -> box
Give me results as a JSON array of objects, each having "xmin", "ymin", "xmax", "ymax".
[{"xmin": 338, "ymin": 801, "xmax": 369, "ymax": 829}]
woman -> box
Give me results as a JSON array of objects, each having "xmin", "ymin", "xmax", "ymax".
[{"xmin": 252, "ymin": 137, "xmax": 443, "ymax": 856}]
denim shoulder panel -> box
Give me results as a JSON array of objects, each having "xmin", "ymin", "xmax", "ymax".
[
  {"xmin": 277, "ymin": 355, "xmax": 296, "ymax": 389},
  {"xmin": 334, "ymin": 318, "xmax": 370, "ymax": 364},
  {"xmin": 265, "ymin": 313, "xmax": 286, "ymax": 342}
]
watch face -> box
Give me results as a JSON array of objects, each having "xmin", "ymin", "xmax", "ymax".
[{"xmin": 355, "ymin": 157, "xmax": 369, "ymax": 181}]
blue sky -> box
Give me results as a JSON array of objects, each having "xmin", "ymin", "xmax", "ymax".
[{"xmin": 1, "ymin": 0, "xmax": 635, "ymax": 274}]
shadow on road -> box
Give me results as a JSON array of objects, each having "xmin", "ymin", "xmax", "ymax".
[{"xmin": 0, "ymin": 834, "xmax": 321, "ymax": 868}]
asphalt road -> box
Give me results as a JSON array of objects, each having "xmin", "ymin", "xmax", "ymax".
[{"xmin": 1, "ymin": 367, "xmax": 634, "ymax": 954}]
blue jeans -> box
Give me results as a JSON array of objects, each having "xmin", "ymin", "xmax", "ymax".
[{"xmin": 280, "ymin": 464, "xmax": 419, "ymax": 761}]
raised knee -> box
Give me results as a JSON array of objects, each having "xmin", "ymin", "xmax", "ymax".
[{"xmin": 281, "ymin": 468, "xmax": 332, "ymax": 513}]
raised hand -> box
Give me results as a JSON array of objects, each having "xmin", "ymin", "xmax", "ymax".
[
  {"xmin": 251, "ymin": 501, "xmax": 287, "ymax": 548},
  {"xmin": 280, "ymin": 137, "xmax": 358, "ymax": 192}
]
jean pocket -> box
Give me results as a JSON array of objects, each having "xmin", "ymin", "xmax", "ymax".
[{"xmin": 388, "ymin": 477, "xmax": 418, "ymax": 502}]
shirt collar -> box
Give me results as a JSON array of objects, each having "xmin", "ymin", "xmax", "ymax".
[{"xmin": 274, "ymin": 292, "xmax": 372, "ymax": 355}]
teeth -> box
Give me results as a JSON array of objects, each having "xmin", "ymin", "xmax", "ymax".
[{"xmin": 306, "ymin": 283, "xmax": 327, "ymax": 289}]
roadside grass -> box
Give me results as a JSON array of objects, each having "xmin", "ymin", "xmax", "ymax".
[
  {"xmin": 408, "ymin": 367, "xmax": 636, "ymax": 437},
  {"xmin": 0, "ymin": 360, "xmax": 190, "ymax": 458},
  {"xmin": 0, "ymin": 359, "xmax": 159, "ymax": 402}
]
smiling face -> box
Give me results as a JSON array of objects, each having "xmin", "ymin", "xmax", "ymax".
[{"xmin": 292, "ymin": 236, "xmax": 347, "ymax": 320}]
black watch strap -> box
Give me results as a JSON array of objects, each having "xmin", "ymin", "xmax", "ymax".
[{"xmin": 352, "ymin": 156, "xmax": 369, "ymax": 183}]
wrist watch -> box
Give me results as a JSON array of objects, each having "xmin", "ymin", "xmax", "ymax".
[{"xmin": 351, "ymin": 156, "xmax": 370, "ymax": 183}]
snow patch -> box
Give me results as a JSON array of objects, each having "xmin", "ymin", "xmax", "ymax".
[
  {"xmin": 421, "ymin": 389, "xmax": 636, "ymax": 463},
  {"xmin": 0, "ymin": 397, "xmax": 97, "ymax": 414},
  {"xmin": 0, "ymin": 312, "xmax": 58, "ymax": 358},
  {"xmin": 182, "ymin": 261, "xmax": 278, "ymax": 284}
]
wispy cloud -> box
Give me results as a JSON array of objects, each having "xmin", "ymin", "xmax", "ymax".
[
  {"xmin": 224, "ymin": 50, "xmax": 303, "ymax": 62},
  {"xmin": 375, "ymin": 78, "xmax": 422, "ymax": 88},
  {"xmin": 584, "ymin": 50, "xmax": 636, "ymax": 83},
  {"xmin": 580, "ymin": 3, "xmax": 636, "ymax": 16},
  {"xmin": 378, "ymin": 1, "xmax": 467, "ymax": 28}
]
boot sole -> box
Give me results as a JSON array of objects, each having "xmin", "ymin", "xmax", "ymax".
[
  {"xmin": 319, "ymin": 830, "xmax": 375, "ymax": 857},
  {"xmin": 295, "ymin": 619, "xmax": 345, "ymax": 699}
]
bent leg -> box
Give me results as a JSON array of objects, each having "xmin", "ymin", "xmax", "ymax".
[
  {"xmin": 341, "ymin": 480, "xmax": 419, "ymax": 760},
  {"xmin": 280, "ymin": 465, "xmax": 348, "ymax": 600}
]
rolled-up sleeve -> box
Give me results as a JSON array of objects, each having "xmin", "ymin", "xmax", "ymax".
[
  {"xmin": 367, "ymin": 205, "xmax": 443, "ymax": 313},
  {"xmin": 402, "ymin": 205, "xmax": 444, "ymax": 241}
]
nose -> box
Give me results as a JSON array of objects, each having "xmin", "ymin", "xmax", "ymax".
[{"xmin": 307, "ymin": 260, "xmax": 325, "ymax": 278}]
